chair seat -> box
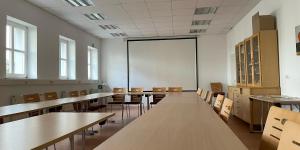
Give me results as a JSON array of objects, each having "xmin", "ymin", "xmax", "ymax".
[{"xmin": 124, "ymin": 101, "xmax": 141, "ymax": 104}]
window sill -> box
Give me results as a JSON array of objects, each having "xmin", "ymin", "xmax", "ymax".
[{"xmin": 0, "ymin": 79, "xmax": 99, "ymax": 86}]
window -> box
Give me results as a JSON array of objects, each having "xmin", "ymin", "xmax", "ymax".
[
  {"xmin": 59, "ymin": 36, "xmax": 76, "ymax": 80},
  {"xmin": 6, "ymin": 16, "xmax": 37, "ymax": 78},
  {"xmin": 88, "ymin": 46, "xmax": 98, "ymax": 80}
]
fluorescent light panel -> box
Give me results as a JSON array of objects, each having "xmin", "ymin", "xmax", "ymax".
[
  {"xmin": 192, "ymin": 20, "xmax": 211, "ymax": 26},
  {"xmin": 190, "ymin": 29, "xmax": 206, "ymax": 34},
  {"xmin": 84, "ymin": 13, "xmax": 105, "ymax": 20},
  {"xmin": 110, "ymin": 33, "xmax": 127, "ymax": 37},
  {"xmin": 194, "ymin": 7, "xmax": 218, "ymax": 15},
  {"xmin": 99, "ymin": 25, "xmax": 119, "ymax": 30},
  {"xmin": 65, "ymin": 0, "xmax": 94, "ymax": 7}
]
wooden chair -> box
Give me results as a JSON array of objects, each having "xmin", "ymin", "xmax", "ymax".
[
  {"xmin": 200, "ymin": 90, "xmax": 208, "ymax": 100},
  {"xmin": 108, "ymin": 88, "xmax": 127, "ymax": 120},
  {"xmin": 44, "ymin": 92, "xmax": 62, "ymax": 112},
  {"xmin": 213, "ymin": 94, "xmax": 225, "ymax": 113},
  {"xmin": 125, "ymin": 88, "xmax": 144, "ymax": 117},
  {"xmin": 219, "ymin": 98, "xmax": 233, "ymax": 122},
  {"xmin": 69, "ymin": 91, "xmax": 82, "ymax": 112},
  {"xmin": 260, "ymin": 106, "xmax": 300, "ymax": 150},
  {"xmin": 210, "ymin": 82, "xmax": 225, "ymax": 97},
  {"xmin": 196, "ymin": 88, "xmax": 202, "ymax": 96},
  {"xmin": 205, "ymin": 91, "xmax": 213, "ymax": 105},
  {"xmin": 168, "ymin": 87, "xmax": 183, "ymax": 92},
  {"xmin": 150, "ymin": 87, "xmax": 166, "ymax": 107},
  {"xmin": 23, "ymin": 93, "xmax": 42, "ymax": 117},
  {"xmin": 277, "ymin": 121, "xmax": 300, "ymax": 150}
]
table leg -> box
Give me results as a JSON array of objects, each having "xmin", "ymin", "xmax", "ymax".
[
  {"xmin": 69, "ymin": 135, "xmax": 74, "ymax": 150},
  {"xmin": 260, "ymin": 101, "xmax": 265, "ymax": 132},
  {"xmin": 250, "ymin": 98, "xmax": 254, "ymax": 132},
  {"xmin": 82, "ymin": 130, "xmax": 86, "ymax": 150},
  {"xmin": 146, "ymin": 95, "xmax": 150, "ymax": 110},
  {"xmin": 140, "ymin": 102, "xmax": 143, "ymax": 116}
]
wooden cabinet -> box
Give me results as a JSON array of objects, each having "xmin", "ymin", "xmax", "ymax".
[
  {"xmin": 235, "ymin": 30, "xmax": 279, "ymax": 87},
  {"xmin": 228, "ymin": 86, "xmax": 280, "ymax": 124}
]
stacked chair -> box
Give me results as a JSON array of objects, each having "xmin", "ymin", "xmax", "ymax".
[
  {"xmin": 23, "ymin": 93, "xmax": 43, "ymax": 117},
  {"xmin": 126, "ymin": 88, "xmax": 145, "ymax": 117},
  {"xmin": 150, "ymin": 87, "xmax": 166, "ymax": 107}
]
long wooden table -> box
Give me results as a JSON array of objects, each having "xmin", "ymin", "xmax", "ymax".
[
  {"xmin": 94, "ymin": 92, "xmax": 247, "ymax": 150},
  {"xmin": 0, "ymin": 112, "xmax": 114, "ymax": 150},
  {"xmin": 0, "ymin": 93, "xmax": 114, "ymax": 119}
]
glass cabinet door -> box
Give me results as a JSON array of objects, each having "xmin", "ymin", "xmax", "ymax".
[
  {"xmin": 245, "ymin": 39, "xmax": 253, "ymax": 85},
  {"xmin": 252, "ymin": 35, "xmax": 261, "ymax": 86},
  {"xmin": 235, "ymin": 45, "xmax": 241, "ymax": 84},
  {"xmin": 239, "ymin": 43, "xmax": 246, "ymax": 85}
]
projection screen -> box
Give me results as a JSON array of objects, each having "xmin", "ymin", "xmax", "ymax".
[{"xmin": 128, "ymin": 38, "xmax": 198, "ymax": 91}]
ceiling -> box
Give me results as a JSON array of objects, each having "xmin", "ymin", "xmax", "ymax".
[{"xmin": 27, "ymin": 0, "xmax": 261, "ymax": 38}]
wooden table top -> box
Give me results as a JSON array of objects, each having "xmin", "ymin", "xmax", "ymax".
[
  {"xmin": 250, "ymin": 95, "xmax": 300, "ymax": 105},
  {"xmin": 0, "ymin": 93, "xmax": 114, "ymax": 118},
  {"xmin": 0, "ymin": 112, "xmax": 114, "ymax": 150},
  {"xmin": 94, "ymin": 92, "xmax": 247, "ymax": 150}
]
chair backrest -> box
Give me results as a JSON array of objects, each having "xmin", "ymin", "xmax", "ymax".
[
  {"xmin": 200, "ymin": 90, "xmax": 208, "ymax": 100},
  {"xmin": 277, "ymin": 121, "xmax": 300, "ymax": 150},
  {"xmin": 44, "ymin": 92, "xmax": 58, "ymax": 100},
  {"xmin": 210, "ymin": 82, "xmax": 223, "ymax": 93},
  {"xmin": 219, "ymin": 98, "xmax": 233, "ymax": 122},
  {"xmin": 131, "ymin": 88, "xmax": 143, "ymax": 102},
  {"xmin": 168, "ymin": 87, "xmax": 183, "ymax": 92},
  {"xmin": 196, "ymin": 88, "xmax": 202, "ymax": 96},
  {"xmin": 80, "ymin": 90, "xmax": 88, "ymax": 96},
  {"xmin": 260, "ymin": 106, "xmax": 300, "ymax": 150},
  {"xmin": 152, "ymin": 87, "xmax": 166, "ymax": 93},
  {"xmin": 131, "ymin": 88, "xmax": 143, "ymax": 93},
  {"xmin": 112, "ymin": 88, "xmax": 126, "ymax": 102},
  {"xmin": 69, "ymin": 91, "xmax": 79, "ymax": 97},
  {"xmin": 213, "ymin": 94, "xmax": 225, "ymax": 113},
  {"xmin": 205, "ymin": 91, "xmax": 213, "ymax": 104},
  {"xmin": 23, "ymin": 93, "xmax": 40, "ymax": 103}
]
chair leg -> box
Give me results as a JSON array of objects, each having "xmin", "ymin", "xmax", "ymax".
[
  {"xmin": 121, "ymin": 104, "xmax": 124, "ymax": 120},
  {"xmin": 143, "ymin": 103, "xmax": 145, "ymax": 113},
  {"xmin": 110, "ymin": 104, "xmax": 112, "ymax": 112},
  {"xmin": 54, "ymin": 144, "xmax": 56, "ymax": 150},
  {"xmin": 290, "ymin": 104, "xmax": 293, "ymax": 111}
]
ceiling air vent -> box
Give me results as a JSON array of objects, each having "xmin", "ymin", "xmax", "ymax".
[
  {"xmin": 99, "ymin": 25, "xmax": 119, "ymax": 30},
  {"xmin": 190, "ymin": 29, "xmax": 207, "ymax": 34},
  {"xmin": 84, "ymin": 13, "xmax": 105, "ymax": 20},
  {"xmin": 194, "ymin": 7, "xmax": 218, "ymax": 15},
  {"xmin": 192, "ymin": 20, "xmax": 211, "ymax": 26},
  {"xmin": 65, "ymin": 0, "xmax": 94, "ymax": 7}
]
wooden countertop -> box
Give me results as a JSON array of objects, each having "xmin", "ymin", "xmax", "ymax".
[
  {"xmin": 0, "ymin": 93, "xmax": 114, "ymax": 118},
  {"xmin": 0, "ymin": 112, "xmax": 114, "ymax": 150},
  {"xmin": 94, "ymin": 92, "xmax": 247, "ymax": 150}
]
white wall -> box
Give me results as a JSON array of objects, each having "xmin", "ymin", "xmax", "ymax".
[
  {"xmin": 0, "ymin": 0, "xmax": 102, "ymax": 106},
  {"xmin": 100, "ymin": 35, "xmax": 228, "ymax": 91},
  {"xmin": 226, "ymin": 0, "xmax": 300, "ymax": 97}
]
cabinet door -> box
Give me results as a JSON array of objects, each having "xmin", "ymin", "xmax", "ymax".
[
  {"xmin": 239, "ymin": 43, "xmax": 247, "ymax": 85},
  {"xmin": 245, "ymin": 39, "xmax": 253, "ymax": 86},
  {"xmin": 235, "ymin": 46, "xmax": 241, "ymax": 85},
  {"xmin": 252, "ymin": 35, "xmax": 261, "ymax": 86}
]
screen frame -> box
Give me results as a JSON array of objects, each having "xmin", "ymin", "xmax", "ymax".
[{"xmin": 127, "ymin": 37, "xmax": 199, "ymax": 92}]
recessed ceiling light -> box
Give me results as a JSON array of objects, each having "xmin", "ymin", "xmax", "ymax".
[
  {"xmin": 99, "ymin": 25, "xmax": 119, "ymax": 30},
  {"xmin": 190, "ymin": 29, "xmax": 206, "ymax": 34},
  {"xmin": 192, "ymin": 20, "xmax": 211, "ymax": 26},
  {"xmin": 194, "ymin": 7, "xmax": 218, "ymax": 15},
  {"xmin": 65, "ymin": 0, "xmax": 94, "ymax": 7},
  {"xmin": 84, "ymin": 13, "xmax": 105, "ymax": 20}
]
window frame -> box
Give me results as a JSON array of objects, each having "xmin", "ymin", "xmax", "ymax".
[
  {"xmin": 59, "ymin": 38, "xmax": 70, "ymax": 80},
  {"xmin": 87, "ymin": 46, "xmax": 98, "ymax": 80},
  {"xmin": 6, "ymin": 21, "xmax": 29, "ymax": 78}
]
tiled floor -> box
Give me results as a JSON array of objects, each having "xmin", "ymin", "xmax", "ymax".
[{"xmin": 48, "ymin": 105, "xmax": 262, "ymax": 150}]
